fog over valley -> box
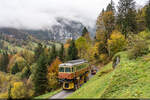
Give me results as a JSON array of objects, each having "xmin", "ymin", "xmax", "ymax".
[{"xmin": 0, "ymin": 0, "xmax": 147, "ymax": 30}]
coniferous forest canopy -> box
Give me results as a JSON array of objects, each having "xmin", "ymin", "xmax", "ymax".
[{"xmin": 0, "ymin": 0, "xmax": 150, "ymax": 99}]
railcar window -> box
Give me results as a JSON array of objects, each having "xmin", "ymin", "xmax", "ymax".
[
  {"xmin": 59, "ymin": 67, "xmax": 64, "ymax": 72},
  {"xmin": 65, "ymin": 67, "xmax": 71, "ymax": 72},
  {"xmin": 72, "ymin": 67, "xmax": 74, "ymax": 72}
]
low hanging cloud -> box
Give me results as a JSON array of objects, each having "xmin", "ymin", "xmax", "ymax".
[{"xmin": 0, "ymin": 0, "xmax": 147, "ymax": 30}]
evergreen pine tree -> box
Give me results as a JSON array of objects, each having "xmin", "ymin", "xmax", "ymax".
[
  {"xmin": 11, "ymin": 63, "xmax": 20, "ymax": 74},
  {"xmin": 117, "ymin": 0, "xmax": 137, "ymax": 37},
  {"xmin": 145, "ymin": 1, "xmax": 150, "ymax": 30},
  {"xmin": 58, "ymin": 43, "xmax": 65, "ymax": 62},
  {"xmin": 8, "ymin": 84, "xmax": 12, "ymax": 99},
  {"xmin": 81, "ymin": 27, "xmax": 91, "ymax": 43},
  {"xmin": 0, "ymin": 52, "xmax": 9, "ymax": 72},
  {"xmin": 106, "ymin": 0, "xmax": 115, "ymax": 12},
  {"xmin": 51, "ymin": 44, "xmax": 57, "ymax": 59},
  {"xmin": 33, "ymin": 53, "xmax": 48, "ymax": 96},
  {"xmin": 34, "ymin": 43, "xmax": 44, "ymax": 61},
  {"xmin": 21, "ymin": 66, "xmax": 31, "ymax": 79},
  {"xmin": 0, "ymin": 54, "xmax": 4, "ymax": 71},
  {"xmin": 82, "ymin": 27, "xmax": 88, "ymax": 37},
  {"xmin": 3, "ymin": 52, "xmax": 9, "ymax": 72},
  {"xmin": 67, "ymin": 40, "xmax": 78, "ymax": 60},
  {"xmin": 47, "ymin": 44, "xmax": 57, "ymax": 65}
]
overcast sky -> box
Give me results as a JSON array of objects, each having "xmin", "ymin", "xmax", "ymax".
[{"xmin": 0, "ymin": 0, "xmax": 148, "ymax": 30}]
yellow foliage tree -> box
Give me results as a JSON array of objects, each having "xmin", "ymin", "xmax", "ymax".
[
  {"xmin": 0, "ymin": 93, "xmax": 8, "ymax": 98},
  {"xmin": 86, "ymin": 44, "xmax": 98, "ymax": 64},
  {"xmin": 107, "ymin": 30, "xmax": 126, "ymax": 57},
  {"xmin": 99, "ymin": 54, "xmax": 109, "ymax": 65},
  {"xmin": 47, "ymin": 58, "xmax": 62, "ymax": 91},
  {"xmin": 8, "ymin": 55, "xmax": 27, "ymax": 72},
  {"xmin": 75, "ymin": 37, "xmax": 89, "ymax": 58},
  {"xmin": 18, "ymin": 49, "xmax": 34, "ymax": 65},
  {"xmin": 103, "ymin": 11, "xmax": 115, "ymax": 37},
  {"xmin": 11, "ymin": 82, "xmax": 34, "ymax": 99},
  {"xmin": 48, "ymin": 57, "xmax": 62, "ymax": 75}
]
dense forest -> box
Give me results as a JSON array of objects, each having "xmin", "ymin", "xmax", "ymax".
[{"xmin": 0, "ymin": 0, "xmax": 150, "ymax": 99}]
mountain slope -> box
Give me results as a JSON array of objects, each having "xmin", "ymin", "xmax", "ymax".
[
  {"xmin": 67, "ymin": 51, "xmax": 150, "ymax": 98},
  {"xmin": 0, "ymin": 17, "xmax": 95, "ymax": 43}
]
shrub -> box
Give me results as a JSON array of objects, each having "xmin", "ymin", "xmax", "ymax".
[
  {"xmin": 128, "ymin": 40, "xmax": 149, "ymax": 59},
  {"xmin": 99, "ymin": 54, "xmax": 109, "ymax": 65},
  {"xmin": 138, "ymin": 30, "xmax": 150, "ymax": 39}
]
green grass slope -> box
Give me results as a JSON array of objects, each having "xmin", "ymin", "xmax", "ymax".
[
  {"xmin": 67, "ymin": 62, "xmax": 115, "ymax": 99},
  {"xmin": 34, "ymin": 88, "xmax": 62, "ymax": 99},
  {"xmin": 67, "ymin": 51, "xmax": 150, "ymax": 98}
]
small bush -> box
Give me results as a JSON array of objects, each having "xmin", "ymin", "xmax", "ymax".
[
  {"xmin": 128, "ymin": 40, "xmax": 149, "ymax": 59},
  {"xmin": 99, "ymin": 54, "xmax": 109, "ymax": 65},
  {"xmin": 138, "ymin": 30, "xmax": 150, "ymax": 40}
]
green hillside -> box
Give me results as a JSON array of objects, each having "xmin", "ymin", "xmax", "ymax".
[{"xmin": 67, "ymin": 51, "xmax": 150, "ymax": 98}]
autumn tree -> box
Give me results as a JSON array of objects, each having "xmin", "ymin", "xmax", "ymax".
[
  {"xmin": 11, "ymin": 82, "xmax": 33, "ymax": 99},
  {"xmin": 107, "ymin": 30, "xmax": 126, "ymax": 57},
  {"xmin": 117, "ymin": 0, "xmax": 137, "ymax": 37},
  {"xmin": 67, "ymin": 40, "xmax": 78, "ymax": 60},
  {"xmin": 47, "ymin": 58, "xmax": 62, "ymax": 90},
  {"xmin": 103, "ymin": 11, "xmax": 115, "ymax": 38},
  {"xmin": 96, "ymin": 4, "xmax": 116, "ymax": 56},
  {"xmin": 96, "ymin": 0, "xmax": 115, "ymax": 40},
  {"xmin": 95, "ymin": 5, "xmax": 117, "ymax": 64},
  {"xmin": 96, "ymin": 10, "xmax": 106, "ymax": 40},
  {"xmin": 75, "ymin": 37, "xmax": 88, "ymax": 58},
  {"xmin": 33, "ymin": 53, "xmax": 48, "ymax": 96},
  {"xmin": 19, "ymin": 49, "xmax": 34, "ymax": 65},
  {"xmin": 8, "ymin": 54, "xmax": 27, "ymax": 73},
  {"xmin": 48, "ymin": 57, "xmax": 62, "ymax": 74},
  {"xmin": 86, "ymin": 44, "xmax": 98, "ymax": 64},
  {"xmin": 96, "ymin": 17, "xmax": 108, "ymax": 55},
  {"xmin": 96, "ymin": 10, "xmax": 108, "ymax": 55}
]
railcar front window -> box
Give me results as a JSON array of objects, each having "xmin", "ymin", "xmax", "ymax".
[
  {"xmin": 65, "ymin": 67, "xmax": 71, "ymax": 72},
  {"xmin": 59, "ymin": 67, "xmax": 64, "ymax": 72}
]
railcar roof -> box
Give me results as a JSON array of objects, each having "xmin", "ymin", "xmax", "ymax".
[{"xmin": 59, "ymin": 59, "xmax": 88, "ymax": 67}]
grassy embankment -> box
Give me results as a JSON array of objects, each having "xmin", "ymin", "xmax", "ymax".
[
  {"xmin": 34, "ymin": 88, "xmax": 62, "ymax": 99},
  {"xmin": 67, "ymin": 51, "xmax": 150, "ymax": 98}
]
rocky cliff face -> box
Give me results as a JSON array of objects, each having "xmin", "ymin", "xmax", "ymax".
[
  {"xmin": 0, "ymin": 17, "xmax": 95, "ymax": 43},
  {"xmin": 48, "ymin": 17, "xmax": 84, "ymax": 43}
]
